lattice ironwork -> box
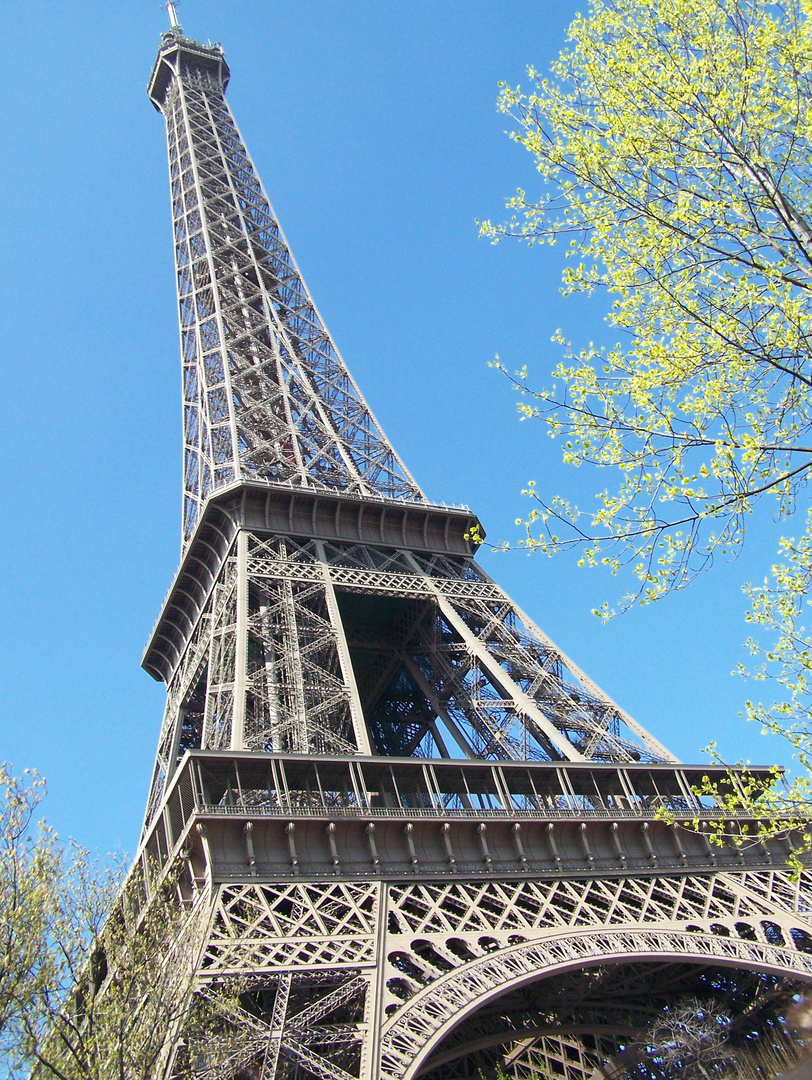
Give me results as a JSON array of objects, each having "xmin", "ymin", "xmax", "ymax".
[
  {"xmin": 149, "ymin": 30, "xmax": 423, "ymax": 545},
  {"xmin": 155, "ymin": 870, "xmax": 812, "ymax": 1079},
  {"xmin": 202, "ymin": 881, "xmax": 378, "ymax": 975},
  {"xmin": 143, "ymin": 529, "xmax": 679, "ymax": 830},
  {"xmin": 417, "ymin": 962, "xmax": 805, "ymax": 1079},
  {"xmin": 380, "ymin": 870, "xmax": 812, "ymax": 1011}
]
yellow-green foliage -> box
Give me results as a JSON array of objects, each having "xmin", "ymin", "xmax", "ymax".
[
  {"xmin": 0, "ymin": 765, "xmax": 61, "ymax": 1061},
  {"xmin": 483, "ymin": 0, "xmax": 812, "ymax": 836},
  {"xmin": 483, "ymin": 0, "xmax": 812, "ymax": 602},
  {"xmin": 0, "ymin": 765, "xmax": 201, "ymax": 1080}
]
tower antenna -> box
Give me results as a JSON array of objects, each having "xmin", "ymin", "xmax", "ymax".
[{"xmin": 163, "ymin": 1, "xmax": 181, "ymax": 28}]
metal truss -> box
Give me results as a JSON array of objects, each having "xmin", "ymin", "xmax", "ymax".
[
  {"xmin": 149, "ymin": 30, "xmax": 423, "ymax": 545},
  {"xmin": 417, "ymin": 961, "xmax": 804, "ymax": 1078},
  {"xmin": 144, "ymin": 867, "xmax": 812, "ymax": 1080},
  {"xmin": 130, "ymin": 22, "xmax": 812, "ymax": 1080},
  {"xmin": 142, "ymin": 530, "xmax": 677, "ymax": 829}
]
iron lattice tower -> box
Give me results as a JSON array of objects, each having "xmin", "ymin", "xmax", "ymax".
[{"xmin": 128, "ymin": 20, "xmax": 812, "ymax": 1080}]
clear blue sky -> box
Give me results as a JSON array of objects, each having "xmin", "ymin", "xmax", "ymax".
[{"xmin": 0, "ymin": 0, "xmax": 794, "ymax": 858}]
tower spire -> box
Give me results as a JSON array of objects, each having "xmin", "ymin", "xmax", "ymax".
[{"xmin": 163, "ymin": 1, "xmax": 181, "ymax": 29}]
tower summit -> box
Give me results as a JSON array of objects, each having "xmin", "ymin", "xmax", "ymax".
[{"xmin": 128, "ymin": 21, "xmax": 812, "ymax": 1079}]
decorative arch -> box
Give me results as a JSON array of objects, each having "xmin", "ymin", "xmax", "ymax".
[{"xmin": 379, "ymin": 925, "xmax": 812, "ymax": 1080}]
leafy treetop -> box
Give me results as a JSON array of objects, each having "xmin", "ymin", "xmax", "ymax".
[{"xmin": 481, "ymin": 0, "xmax": 812, "ymax": 775}]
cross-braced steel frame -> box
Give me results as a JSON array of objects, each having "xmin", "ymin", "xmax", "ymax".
[
  {"xmin": 150, "ymin": 32, "xmax": 422, "ymax": 546},
  {"xmin": 121, "ymin": 23, "xmax": 812, "ymax": 1080}
]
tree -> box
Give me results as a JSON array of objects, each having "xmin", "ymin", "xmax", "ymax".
[
  {"xmin": 0, "ymin": 763, "xmax": 64, "ymax": 1064},
  {"xmin": 0, "ymin": 763, "xmax": 239, "ymax": 1080},
  {"xmin": 480, "ymin": 0, "xmax": 812, "ymax": 823},
  {"xmin": 638, "ymin": 998, "xmax": 738, "ymax": 1077},
  {"xmin": 24, "ymin": 870, "xmax": 207, "ymax": 1080},
  {"xmin": 592, "ymin": 997, "xmax": 740, "ymax": 1078}
]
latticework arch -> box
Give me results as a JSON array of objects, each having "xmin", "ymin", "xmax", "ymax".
[{"xmin": 381, "ymin": 926, "xmax": 812, "ymax": 1079}]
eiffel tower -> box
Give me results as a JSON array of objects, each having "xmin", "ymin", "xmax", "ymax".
[{"xmin": 133, "ymin": 14, "xmax": 812, "ymax": 1079}]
